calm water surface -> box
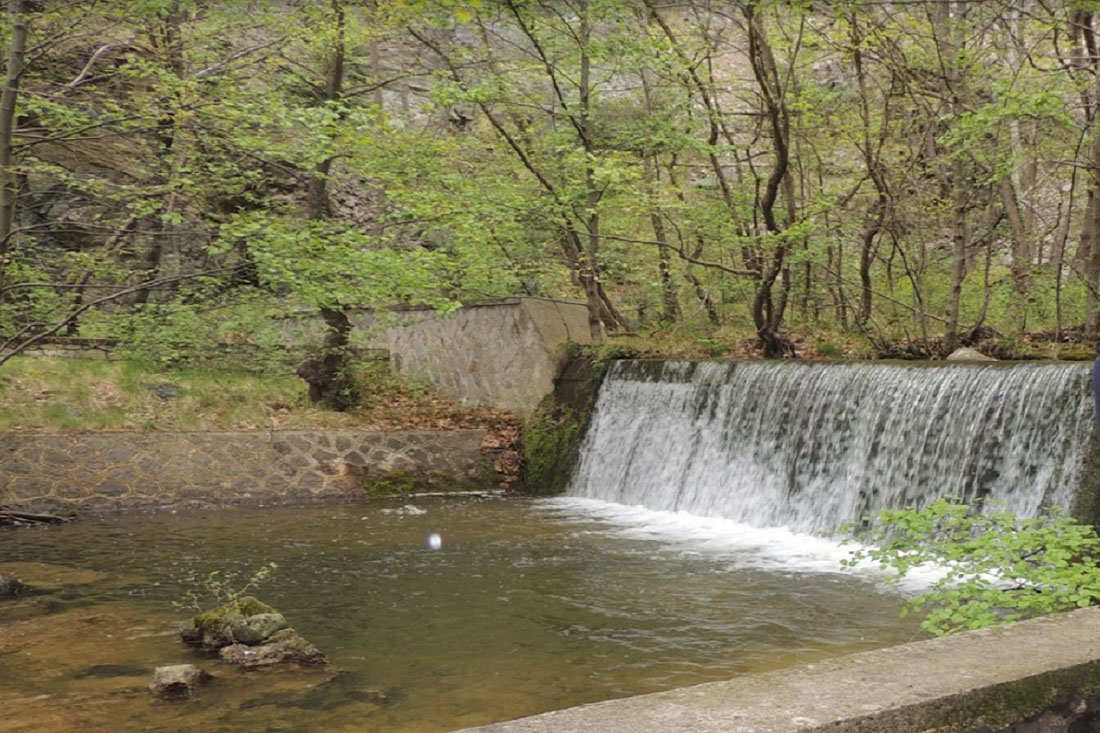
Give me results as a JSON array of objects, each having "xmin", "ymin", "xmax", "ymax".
[{"xmin": 0, "ymin": 498, "xmax": 921, "ymax": 732}]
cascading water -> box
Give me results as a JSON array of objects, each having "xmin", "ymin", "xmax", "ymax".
[{"xmin": 569, "ymin": 360, "xmax": 1096, "ymax": 534}]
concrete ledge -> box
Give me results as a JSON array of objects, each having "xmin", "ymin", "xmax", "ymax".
[{"xmin": 466, "ymin": 607, "xmax": 1100, "ymax": 733}]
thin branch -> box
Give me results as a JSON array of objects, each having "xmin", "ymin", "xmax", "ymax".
[
  {"xmin": 570, "ymin": 228, "xmax": 759, "ymax": 277},
  {"xmin": 0, "ymin": 266, "xmax": 245, "ymax": 368}
]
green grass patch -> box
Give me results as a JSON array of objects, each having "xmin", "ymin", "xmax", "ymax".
[{"xmin": 0, "ymin": 356, "xmax": 509, "ymax": 433}]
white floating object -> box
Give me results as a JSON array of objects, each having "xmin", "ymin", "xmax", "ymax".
[{"xmin": 427, "ymin": 532, "xmax": 443, "ymax": 550}]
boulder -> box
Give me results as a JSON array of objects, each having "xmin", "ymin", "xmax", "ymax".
[
  {"xmin": 219, "ymin": 629, "xmax": 328, "ymax": 668},
  {"xmin": 183, "ymin": 596, "xmax": 327, "ymax": 668},
  {"xmin": 946, "ymin": 347, "xmax": 996, "ymax": 362},
  {"xmin": 143, "ymin": 382, "xmax": 183, "ymax": 399},
  {"xmin": 183, "ymin": 596, "xmax": 278, "ymax": 651},
  {"xmin": 0, "ymin": 574, "xmax": 28, "ymax": 599},
  {"xmin": 229, "ymin": 612, "xmax": 288, "ymax": 645},
  {"xmin": 179, "ymin": 622, "xmax": 203, "ymax": 646},
  {"xmin": 149, "ymin": 664, "xmax": 211, "ymax": 700}
]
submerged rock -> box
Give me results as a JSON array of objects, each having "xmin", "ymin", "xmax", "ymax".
[
  {"xmin": 0, "ymin": 561, "xmax": 110, "ymax": 591},
  {"xmin": 149, "ymin": 664, "xmax": 211, "ymax": 700},
  {"xmin": 0, "ymin": 574, "xmax": 28, "ymax": 599},
  {"xmin": 219, "ymin": 629, "xmax": 328, "ymax": 668}
]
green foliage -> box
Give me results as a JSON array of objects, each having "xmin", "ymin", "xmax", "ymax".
[
  {"xmin": 5, "ymin": 0, "xmax": 1100, "ymax": 365},
  {"xmin": 695, "ymin": 337, "xmax": 727, "ymax": 358},
  {"xmin": 841, "ymin": 498, "xmax": 1100, "ymax": 636},
  {"xmin": 176, "ymin": 562, "xmax": 278, "ymax": 615},
  {"xmin": 108, "ymin": 296, "xmax": 300, "ymax": 374}
]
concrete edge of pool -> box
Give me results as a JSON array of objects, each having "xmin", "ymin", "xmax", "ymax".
[{"xmin": 462, "ymin": 606, "xmax": 1100, "ymax": 733}]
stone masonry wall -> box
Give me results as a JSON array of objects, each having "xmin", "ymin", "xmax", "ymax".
[
  {"xmin": 359, "ymin": 298, "xmax": 593, "ymax": 416},
  {"xmin": 0, "ymin": 430, "xmax": 494, "ymax": 513}
]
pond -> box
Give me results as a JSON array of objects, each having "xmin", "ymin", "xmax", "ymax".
[{"xmin": 0, "ymin": 497, "xmax": 921, "ymax": 732}]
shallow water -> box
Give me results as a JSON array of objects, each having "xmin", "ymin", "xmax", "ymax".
[{"xmin": 0, "ymin": 498, "xmax": 921, "ymax": 732}]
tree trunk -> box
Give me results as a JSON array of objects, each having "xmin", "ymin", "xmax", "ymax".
[
  {"xmin": 297, "ymin": 307, "xmax": 358, "ymax": 411},
  {"xmin": 744, "ymin": 3, "xmax": 794, "ymax": 357},
  {"xmin": 937, "ymin": 0, "xmax": 969, "ymax": 352},
  {"xmin": 0, "ymin": 0, "xmax": 29, "ymax": 301},
  {"xmin": 850, "ymin": 12, "xmax": 888, "ymax": 329},
  {"xmin": 578, "ymin": 0, "xmax": 604, "ymax": 342},
  {"xmin": 298, "ymin": 0, "xmax": 359, "ymax": 411},
  {"xmin": 134, "ymin": 1, "xmax": 184, "ymax": 306},
  {"xmin": 642, "ymin": 157, "xmax": 680, "ymax": 324}
]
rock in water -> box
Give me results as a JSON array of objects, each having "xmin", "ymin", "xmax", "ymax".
[
  {"xmin": 183, "ymin": 596, "xmax": 278, "ymax": 651},
  {"xmin": 182, "ymin": 596, "xmax": 328, "ymax": 668},
  {"xmin": 0, "ymin": 574, "xmax": 28, "ymax": 599},
  {"xmin": 229, "ymin": 612, "xmax": 288, "ymax": 645},
  {"xmin": 149, "ymin": 664, "xmax": 211, "ymax": 700},
  {"xmin": 946, "ymin": 347, "xmax": 996, "ymax": 362},
  {"xmin": 219, "ymin": 629, "xmax": 328, "ymax": 668}
]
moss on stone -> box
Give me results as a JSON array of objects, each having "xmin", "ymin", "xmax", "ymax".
[
  {"xmin": 193, "ymin": 596, "xmax": 275, "ymax": 632},
  {"xmin": 521, "ymin": 399, "xmax": 589, "ymax": 496},
  {"xmin": 921, "ymin": 664, "xmax": 1100, "ymax": 731},
  {"xmin": 1057, "ymin": 346, "xmax": 1097, "ymax": 361},
  {"xmin": 363, "ymin": 470, "xmax": 420, "ymax": 496},
  {"xmin": 1072, "ymin": 433, "xmax": 1100, "ymax": 527},
  {"xmin": 362, "ymin": 464, "xmax": 498, "ymax": 496},
  {"xmin": 520, "ymin": 351, "xmax": 607, "ymax": 496}
]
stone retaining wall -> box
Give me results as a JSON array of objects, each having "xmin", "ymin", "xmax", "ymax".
[
  {"xmin": 361, "ymin": 298, "xmax": 593, "ymax": 415},
  {"xmin": 0, "ymin": 430, "xmax": 495, "ymax": 513},
  {"xmin": 276, "ymin": 298, "xmax": 594, "ymax": 415}
]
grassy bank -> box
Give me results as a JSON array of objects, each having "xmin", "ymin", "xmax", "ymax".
[{"xmin": 0, "ymin": 356, "xmax": 512, "ymax": 434}]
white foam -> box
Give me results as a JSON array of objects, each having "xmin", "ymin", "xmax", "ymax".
[{"xmin": 538, "ymin": 497, "xmax": 947, "ymax": 594}]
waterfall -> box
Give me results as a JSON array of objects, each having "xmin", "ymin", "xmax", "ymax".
[{"xmin": 569, "ymin": 360, "xmax": 1096, "ymax": 534}]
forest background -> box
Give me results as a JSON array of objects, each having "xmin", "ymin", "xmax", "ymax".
[{"xmin": 3, "ymin": 0, "xmax": 1099, "ymax": 405}]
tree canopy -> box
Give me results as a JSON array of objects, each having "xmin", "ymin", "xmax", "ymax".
[{"xmin": 2, "ymin": 0, "xmax": 1098, "ymax": 371}]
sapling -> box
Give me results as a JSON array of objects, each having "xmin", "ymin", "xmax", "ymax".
[{"xmin": 175, "ymin": 562, "xmax": 278, "ymax": 613}]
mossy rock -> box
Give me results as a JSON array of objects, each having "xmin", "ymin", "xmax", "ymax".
[
  {"xmin": 219, "ymin": 628, "xmax": 328, "ymax": 667},
  {"xmin": 229, "ymin": 612, "xmax": 288, "ymax": 645},
  {"xmin": 186, "ymin": 596, "xmax": 283, "ymax": 650},
  {"xmin": 521, "ymin": 400, "xmax": 589, "ymax": 496},
  {"xmin": 193, "ymin": 596, "xmax": 276, "ymax": 633}
]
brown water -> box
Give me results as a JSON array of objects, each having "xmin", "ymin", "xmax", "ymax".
[{"xmin": 0, "ymin": 498, "xmax": 921, "ymax": 732}]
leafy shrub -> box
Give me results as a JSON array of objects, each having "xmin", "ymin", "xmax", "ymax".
[
  {"xmin": 841, "ymin": 498, "xmax": 1100, "ymax": 636},
  {"xmin": 110, "ymin": 297, "xmax": 302, "ymax": 373}
]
